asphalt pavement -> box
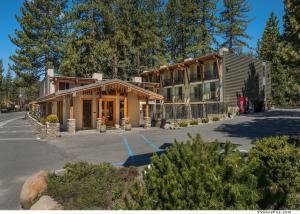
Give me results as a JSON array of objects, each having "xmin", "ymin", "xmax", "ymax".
[{"xmin": 0, "ymin": 109, "xmax": 299, "ymax": 209}]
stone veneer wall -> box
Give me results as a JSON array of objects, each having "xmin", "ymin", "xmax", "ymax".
[
  {"xmin": 46, "ymin": 122, "xmax": 60, "ymax": 138},
  {"xmin": 27, "ymin": 113, "xmax": 46, "ymax": 137}
]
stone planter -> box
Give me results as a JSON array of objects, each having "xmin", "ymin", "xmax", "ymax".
[
  {"xmin": 67, "ymin": 119, "xmax": 76, "ymax": 134},
  {"xmin": 144, "ymin": 117, "xmax": 151, "ymax": 128},
  {"xmin": 156, "ymin": 118, "xmax": 162, "ymax": 128},
  {"xmin": 125, "ymin": 123, "xmax": 131, "ymax": 131},
  {"xmin": 100, "ymin": 124, "xmax": 106, "ymax": 133},
  {"xmin": 46, "ymin": 122, "xmax": 60, "ymax": 138}
]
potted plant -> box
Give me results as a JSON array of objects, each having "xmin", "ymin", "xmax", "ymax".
[
  {"xmin": 99, "ymin": 120, "xmax": 106, "ymax": 133},
  {"xmin": 124, "ymin": 119, "xmax": 131, "ymax": 131}
]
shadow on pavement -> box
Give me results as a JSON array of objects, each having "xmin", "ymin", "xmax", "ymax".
[
  {"xmin": 123, "ymin": 150, "xmax": 165, "ymax": 167},
  {"xmin": 215, "ymin": 116, "xmax": 300, "ymax": 141}
]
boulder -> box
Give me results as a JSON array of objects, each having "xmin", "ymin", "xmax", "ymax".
[
  {"xmin": 163, "ymin": 123, "xmax": 170, "ymax": 130},
  {"xmin": 54, "ymin": 169, "xmax": 66, "ymax": 177},
  {"xmin": 20, "ymin": 170, "xmax": 49, "ymax": 209},
  {"xmin": 30, "ymin": 195, "xmax": 63, "ymax": 210}
]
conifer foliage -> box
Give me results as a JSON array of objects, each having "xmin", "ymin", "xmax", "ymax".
[
  {"xmin": 127, "ymin": 134, "xmax": 258, "ymax": 209},
  {"xmin": 9, "ymin": 0, "xmax": 68, "ymax": 79},
  {"xmin": 219, "ymin": 0, "xmax": 252, "ymax": 52}
]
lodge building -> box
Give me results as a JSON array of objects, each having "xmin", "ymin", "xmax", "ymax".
[{"xmin": 34, "ymin": 48, "xmax": 271, "ymax": 131}]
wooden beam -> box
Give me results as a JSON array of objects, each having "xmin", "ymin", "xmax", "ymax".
[{"xmin": 124, "ymin": 95, "xmax": 128, "ymax": 118}]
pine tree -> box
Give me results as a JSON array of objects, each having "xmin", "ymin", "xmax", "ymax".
[
  {"xmin": 60, "ymin": 0, "xmax": 106, "ymax": 78},
  {"xmin": 258, "ymin": 12, "xmax": 289, "ymax": 105},
  {"xmin": 165, "ymin": 0, "xmax": 218, "ymax": 63},
  {"xmin": 9, "ymin": 0, "xmax": 67, "ymax": 79},
  {"xmin": 219, "ymin": 0, "xmax": 252, "ymax": 52},
  {"xmin": 279, "ymin": 0, "xmax": 300, "ymax": 105},
  {"xmin": 0, "ymin": 60, "xmax": 3, "ymax": 87},
  {"xmin": 131, "ymin": 0, "xmax": 166, "ymax": 75}
]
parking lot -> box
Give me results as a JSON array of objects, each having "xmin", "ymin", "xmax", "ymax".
[{"xmin": 0, "ymin": 109, "xmax": 299, "ymax": 209}]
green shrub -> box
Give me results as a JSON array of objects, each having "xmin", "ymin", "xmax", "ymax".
[
  {"xmin": 249, "ymin": 136, "xmax": 300, "ymax": 209},
  {"xmin": 46, "ymin": 161, "xmax": 138, "ymax": 210},
  {"xmin": 177, "ymin": 120, "xmax": 188, "ymax": 127},
  {"xmin": 201, "ymin": 118, "xmax": 209, "ymax": 123},
  {"xmin": 190, "ymin": 119, "xmax": 198, "ymax": 125},
  {"xmin": 212, "ymin": 116, "xmax": 220, "ymax": 121},
  {"xmin": 127, "ymin": 135, "xmax": 300, "ymax": 210},
  {"xmin": 47, "ymin": 114, "xmax": 59, "ymax": 123},
  {"xmin": 127, "ymin": 134, "xmax": 258, "ymax": 209}
]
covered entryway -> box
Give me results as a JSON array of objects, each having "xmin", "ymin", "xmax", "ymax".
[
  {"xmin": 82, "ymin": 100, "xmax": 92, "ymax": 129},
  {"xmin": 101, "ymin": 98, "xmax": 116, "ymax": 127}
]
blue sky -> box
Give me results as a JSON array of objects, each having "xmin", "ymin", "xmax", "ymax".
[{"xmin": 0, "ymin": 0, "xmax": 284, "ymax": 75}]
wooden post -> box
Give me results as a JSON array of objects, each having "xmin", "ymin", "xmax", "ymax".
[
  {"xmin": 99, "ymin": 98, "xmax": 103, "ymax": 118},
  {"xmin": 124, "ymin": 96, "xmax": 128, "ymax": 118},
  {"xmin": 146, "ymin": 98, "xmax": 149, "ymax": 118}
]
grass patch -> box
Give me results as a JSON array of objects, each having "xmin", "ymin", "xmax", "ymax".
[
  {"xmin": 190, "ymin": 119, "xmax": 198, "ymax": 125},
  {"xmin": 46, "ymin": 161, "xmax": 138, "ymax": 210}
]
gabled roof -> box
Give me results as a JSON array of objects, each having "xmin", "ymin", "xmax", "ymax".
[{"xmin": 36, "ymin": 79, "xmax": 163, "ymax": 103}]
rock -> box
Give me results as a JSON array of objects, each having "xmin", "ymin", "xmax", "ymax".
[
  {"xmin": 164, "ymin": 123, "xmax": 170, "ymax": 129},
  {"xmin": 20, "ymin": 170, "xmax": 49, "ymax": 209},
  {"xmin": 54, "ymin": 169, "xmax": 66, "ymax": 177},
  {"xmin": 30, "ymin": 195, "xmax": 63, "ymax": 210}
]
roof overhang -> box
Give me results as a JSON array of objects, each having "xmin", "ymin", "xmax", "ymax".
[{"xmin": 36, "ymin": 79, "xmax": 163, "ymax": 103}]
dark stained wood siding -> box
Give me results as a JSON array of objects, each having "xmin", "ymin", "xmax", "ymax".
[{"xmin": 223, "ymin": 52, "xmax": 271, "ymax": 106}]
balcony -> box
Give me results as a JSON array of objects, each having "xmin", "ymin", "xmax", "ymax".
[
  {"xmin": 163, "ymin": 78, "xmax": 172, "ymax": 86},
  {"xmin": 190, "ymin": 73, "xmax": 202, "ymax": 82},
  {"xmin": 173, "ymin": 76, "xmax": 184, "ymax": 85},
  {"xmin": 204, "ymin": 70, "xmax": 218, "ymax": 81},
  {"xmin": 190, "ymin": 94, "xmax": 202, "ymax": 102}
]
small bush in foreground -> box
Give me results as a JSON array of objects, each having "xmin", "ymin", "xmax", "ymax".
[
  {"xmin": 127, "ymin": 135, "xmax": 300, "ymax": 210},
  {"xmin": 47, "ymin": 114, "xmax": 59, "ymax": 123},
  {"xmin": 249, "ymin": 136, "xmax": 300, "ymax": 209},
  {"xmin": 127, "ymin": 134, "xmax": 258, "ymax": 209},
  {"xmin": 46, "ymin": 161, "xmax": 138, "ymax": 210},
  {"xmin": 177, "ymin": 120, "xmax": 188, "ymax": 127},
  {"xmin": 190, "ymin": 119, "xmax": 198, "ymax": 125}
]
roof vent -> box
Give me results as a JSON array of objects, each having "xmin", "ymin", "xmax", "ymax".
[
  {"xmin": 219, "ymin": 47, "xmax": 229, "ymax": 55},
  {"xmin": 92, "ymin": 73, "xmax": 103, "ymax": 81},
  {"xmin": 46, "ymin": 69, "xmax": 54, "ymax": 77},
  {"xmin": 132, "ymin": 77, "xmax": 142, "ymax": 83},
  {"xmin": 184, "ymin": 58, "xmax": 193, "ymax": 62}
]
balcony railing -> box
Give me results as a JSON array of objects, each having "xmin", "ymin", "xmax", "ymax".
[
  {"xmin": 190, "ymin": 74, "xmax": 202, "ymax": 82},
  {"xmin": 190, "ymin": 94, "xmax": 203, "ymax": 102},
  {"xmin": 173, "ymin": 76, "xmax": 184, "ymax": 85},
  {"xmin": 163, "ymin": 78, "xmax": 172, "ymax": 86}
]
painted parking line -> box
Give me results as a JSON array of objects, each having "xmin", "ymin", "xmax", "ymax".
[
  {"xmin": 139, "ymin": 134, "xmax": 162, "ymax": 152},
  {"xmin": 122, "ymin": 135, "xmax": 135, "ymax": 157}
]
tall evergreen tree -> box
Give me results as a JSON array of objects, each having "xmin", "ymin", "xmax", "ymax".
[
  {"xmin": 60, "ymin": 0, "xmax": 105, "ymax": 77},
  {"xmin": 131, "ymin": 0, "xmax": 166, "ymax": 75},
  {"xmin": 258, "ymin": 12, "xmax": 289, "ymax": 105},
  {"xmin": 219, "ymin": 0, "xmax": 252, "ymax": 52},
  {"xmin": 279, "ymin": 0, "xmax": 300, "ymax": 104},
  {"xmin": 165, "ymin": 0, "xmax": 218, "ymax": 63},
  {"xmin": 9, "ymin": 0, "xmax": 68, "ymax": 79},
  {"xmin": 0, "ymin": 60, "xmax": 3, "ymax": 87}
]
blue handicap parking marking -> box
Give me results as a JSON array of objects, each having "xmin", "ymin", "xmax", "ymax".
[
  {"xmin": 122, "ymin": 135, "xmax": 135, "ymax": 157},
  {"xmin": 139, "ymin": 134, "xmax": 163, "ymax": 152}
]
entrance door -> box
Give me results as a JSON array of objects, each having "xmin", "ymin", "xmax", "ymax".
[
  {"xmin": 102, "ymin": 99, "xmax": 115, "ymax": 127},
  {"xmin": 83, "ymin": 100, "xmax": 92, "ymax": 129}
]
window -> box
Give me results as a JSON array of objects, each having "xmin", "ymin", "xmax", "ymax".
[
  {"xmin": 164, "ymin": 88, "xmax": 172, "ymax": 102},
  {"xmin": 173, "ymin": 87, "xmax": 183, "ymax": 101},
  {"xmin": 190, "ymin": 84, "xmax": 202, "ymax": 101},
  {"xmin": 59, "ymin": 82, "xmax": 70, "ymax": 90},
  {"xmin": 203, "ymin": 81, "xmax": 219, "ymax": 100},
  {"xmin": 204, "ymin": 62, "xmax": 218, "ymax": 80}
]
